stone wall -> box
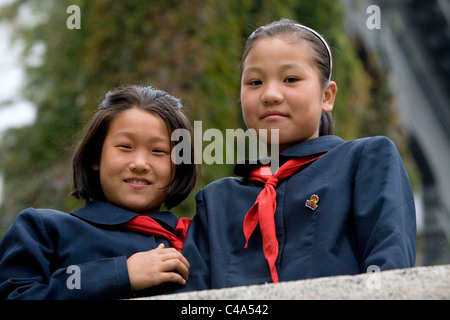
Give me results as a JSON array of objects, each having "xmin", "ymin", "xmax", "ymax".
[{"xmin": 140, "ymin": 265, "xmax": 450, "ymax": 300}]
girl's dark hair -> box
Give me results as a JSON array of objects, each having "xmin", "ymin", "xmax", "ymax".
[
  {"xmin": 240, "ymin": 18, "xmax": 335, "ymax": 136},
  {"xmin": 71, "ymin": 85, "xmax": 197, "ymax": 209}
]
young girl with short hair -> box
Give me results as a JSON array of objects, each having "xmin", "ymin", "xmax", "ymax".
[
  {"xmin": 0, "ymin": 85, "xmax": 197, "ymax": 299},
  {"xmin": 178, "ymin": 19, "xmax": 416, "ymax": 291}
]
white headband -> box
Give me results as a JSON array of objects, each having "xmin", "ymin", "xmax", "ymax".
[{"xmin": 250, "ymin": 23, "xmax": 333, "ymax": 82}]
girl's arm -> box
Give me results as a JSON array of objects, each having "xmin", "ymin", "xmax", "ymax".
[
  {"xmin": 353, "ymin": 136, "xmax": 417, "ymax": 272},
  {"xmin": 0, "ymin": 209, "xmax": 132, "ymax": 300},
  {"xmin": 171, "ymin": 193, "xmax": 212, "ymax": 292}
]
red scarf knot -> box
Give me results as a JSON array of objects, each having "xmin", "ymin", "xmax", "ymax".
[
  {"xmin": 122, "ymin": 215, "xmax": 191, "ymax": 252},
  {"xmin": 265, "ymin": 177, "xmax": 279, "ymax": 188}
]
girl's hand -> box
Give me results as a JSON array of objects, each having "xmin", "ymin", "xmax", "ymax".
[{"xmin": 126, "ymin": 243, "xmax": 190, "ymax": 292}]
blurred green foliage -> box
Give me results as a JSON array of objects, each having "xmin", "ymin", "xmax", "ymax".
[{"xmin": 0, "ymin": 0, "xmax": 414, "ymax": 235}]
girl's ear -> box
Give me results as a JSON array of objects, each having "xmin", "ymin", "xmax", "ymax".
[{"xmin": 322, "ymin": 81, "xmax": 337, "ymax": 113}]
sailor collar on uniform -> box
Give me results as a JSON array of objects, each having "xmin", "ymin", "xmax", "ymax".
[
  {"xmin": 234, "ymin": 135, "xmax": 345, "ymax": 177},
  {"xmin": 70, "ymin": 201, "xmax": 179, "ymax": 230}
]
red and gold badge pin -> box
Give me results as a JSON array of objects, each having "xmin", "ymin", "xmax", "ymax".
[{"xmin": 305, "ymin": 194, "xmax": 319, "ymax": 210}]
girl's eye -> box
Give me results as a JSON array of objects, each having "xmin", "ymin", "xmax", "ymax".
[
  {"xmin": 284, "ymin": 77, "xmax": 300, "ymax": 83},
  {"xmin": 248, "ymin": 80, "xmax": 262, "ymax": 86},
  {"xmin": 152, "ymin": 149, "xmax": 169, "ymax": 154},
  {"xmin": 118, "ymin": 145, "xmax": 132, "ymax": 150}
]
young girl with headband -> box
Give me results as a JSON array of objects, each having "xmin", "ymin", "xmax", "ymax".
[
  {"xmin": 177, "ymin": 19, "xmax": 416, "ymax": 291},
  {"xmin": 0, "ymin": 85, "xmax": 197, "ymax": 299}
]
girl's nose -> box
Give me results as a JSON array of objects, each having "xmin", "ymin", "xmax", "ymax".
[
  {"xmin": 129, "ymin": 151, "xmax": 151, "ymax": 172},
  {"xmin": 261, "ymin": 83, "xmax": 283, "ymax": 105}
]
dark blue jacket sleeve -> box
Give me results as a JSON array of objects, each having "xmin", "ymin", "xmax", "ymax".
[
  {"xmin": 0, "ymin": 209, "xmax": 132, "ymax": 300},
  {"xmin": 353, "ymin": 136, "xmax": 416, "ymax": 271},
  {"xmin": 174, "ymin": 190, "xmax": 212, "ymax": 292}
]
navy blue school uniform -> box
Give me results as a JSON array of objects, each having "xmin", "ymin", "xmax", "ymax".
[
  {"xmin": 178, "ymin": 135, "xmax": 417, "ymax": 291},
  {"xmin": 0, "ymin": 201, "xmax": 180, "ymax": 299}
]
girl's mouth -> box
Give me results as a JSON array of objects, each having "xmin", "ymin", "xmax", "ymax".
[
  {"xmin": 124, "ymin": 178, "xmax": 151, "ymax": 186},
  {"xmin": 261, "ymin": 110, "xmax": 288, "ymax": 120}
]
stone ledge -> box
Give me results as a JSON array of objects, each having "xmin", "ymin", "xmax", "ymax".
[{"xmin": 140, "ymin": 265, "xmax": 450, "ymax": 300}]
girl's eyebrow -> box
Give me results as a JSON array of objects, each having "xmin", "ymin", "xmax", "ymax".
[
  {"xmin": 242, "ymin": 66, "xmax": 262, "ymax": 75},
  {"xmin": 279, "ymin": 63, "xmax": 306, "ymax": 71},
  {"xmin": 114, "ymin": 131, "xmax": 170, "ymax": 142}
]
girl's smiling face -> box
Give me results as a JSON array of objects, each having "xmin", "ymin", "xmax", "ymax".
[
  {"xmin": 240, "ymin": 36, "xmax": 337, "ymax": 151},
  {"xmin": 93, "ymin": 108, "xmax": 173, "ymax": 215}
]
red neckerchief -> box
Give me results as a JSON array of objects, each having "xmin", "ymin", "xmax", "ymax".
[
  {"xmin": 243, "ymin": 154, "xmax": 323, "ymax": 283},
  {"xmin": 122, "ymin": 216, "xmax": 191, "ymax": 252}
]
